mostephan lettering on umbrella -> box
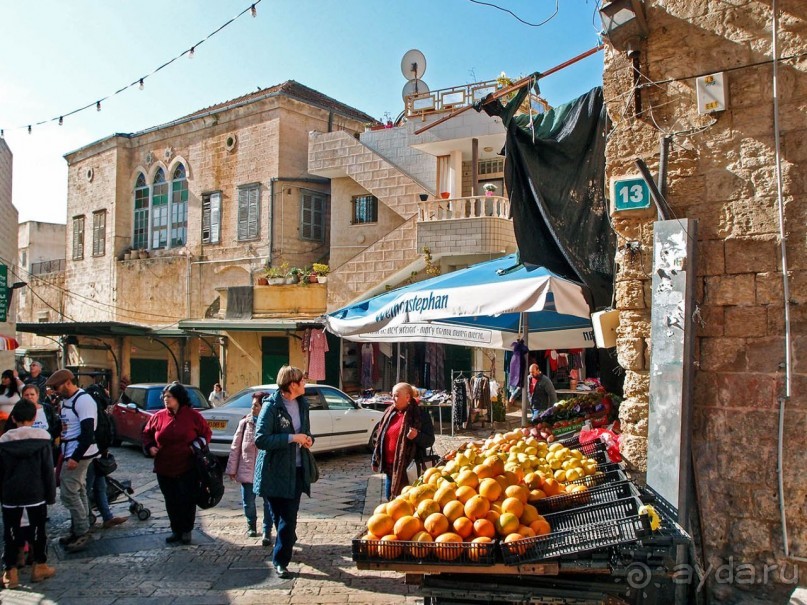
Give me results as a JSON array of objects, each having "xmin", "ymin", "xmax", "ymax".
[{"xmin": 374, "ymin": 293, "xmax": 449, "ymax": 322}]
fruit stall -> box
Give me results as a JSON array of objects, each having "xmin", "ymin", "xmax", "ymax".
[
  {"xmin": 353, "ymin": 429, "xmax": 691, "ymax": 604},
  {"xmin": 531, "ymin": 390, "xmax": 620, "ymax": 439}
]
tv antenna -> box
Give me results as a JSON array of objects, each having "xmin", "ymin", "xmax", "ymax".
[{"xmin": 401, "ymin": 49, "xmax": 429, "ymax": 103}]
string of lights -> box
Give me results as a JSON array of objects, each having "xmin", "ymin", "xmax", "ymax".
[{"xmin": 0, "ymin": 1, "xmax": 262, "ymax": 138}]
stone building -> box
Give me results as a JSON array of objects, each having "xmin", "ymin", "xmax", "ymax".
[
  {"xmin": 19, "ymin": 81, "xmax": 373, "ymax": 397},
  {"xmin": 0, "ymin": 138, "xmax": 18, "ymax": 370},
  {"xmin": 603, "ymin": 0, "xmax": 806, "ymax": 600}
]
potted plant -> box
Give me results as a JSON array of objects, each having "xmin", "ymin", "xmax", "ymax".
[
  {"xmin": 286, "ymin": 267, "xmax": 302, "ymax": 285},
  {"xmin": 299, "ymin": 267, "xmax": 318, "ymax": 284},
  {"xmin": 265, "ymin": 262, "xmax": 287, "ymax": 285},
  {"xmin": 312, "ymin": 263, "xmax": 330, "ymax": 284},
  {"xmin": 483, "ymin": 183, "xmax": 497, "ymax": 197}
]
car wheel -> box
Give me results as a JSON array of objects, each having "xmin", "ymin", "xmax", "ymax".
[{"xmin": 367, "ymin": 423, "xmax": 380, "ymax": 452}]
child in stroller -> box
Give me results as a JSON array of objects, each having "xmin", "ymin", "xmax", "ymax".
[{"xmin": 86, "ymin": 453, "xmax": 151, "ymax": 527}]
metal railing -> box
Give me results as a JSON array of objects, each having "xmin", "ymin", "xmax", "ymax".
[
  {"xmin": 30, "ymin": 259, "xmax": 65, "ymax": 275},
  {"xmin": 405, "ymin": 80, "xmax": 499, "ymax": 117},
  {"xmin": 417, "ymin": 196, "xmax": 510, "ymax": 222}
]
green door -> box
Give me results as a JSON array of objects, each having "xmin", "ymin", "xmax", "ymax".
[
  {"xmin": 130, "ymin": 359, "xmax": 168, "ymax": 384},
  {"xmin": 261, "ymin": 337, "xmax": 289, "ymax": 384},
  {"xmin": 199, "ymin": 356, "xmax": 220, "ymax": 398}
]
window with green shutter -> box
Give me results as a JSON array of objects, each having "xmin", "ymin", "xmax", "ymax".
[
  {"xmin": 202, "ymin": 191, "xmax": 222, "ymax": 244},
  {"xmin": 133, "ymin": 173, "xmax": 149, "ymax": 250},
  {"xmin": 300, "ymin": 191, "xmax": 325, "ymax": 241},
  {"xmin": 72, "ymin": 216, "xmax": 85, "ymax": 260},
  {"xmin": 170, "ymin": 164, "xmax": 188, "ymax": 247},
  {"xmin": 92, "ymin": 210, "xmax": 106, "ymax": 257},
  {"xmin": 151, "ymin": 168, "xmax": 169, "ymax": 249},
  {"xmin": 237, "ymin": 184, "xmax": 260, "ymax": 241}
]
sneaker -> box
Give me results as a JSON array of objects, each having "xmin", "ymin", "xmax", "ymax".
[
  {"xmin": 246, "ymin": 525, "xmax": 258, "ymax": 538},
  {"xmin": 2, "ymin": 568, "xmax": 19, "ymax": 589},
  {"xmin": 165, "ymin": 533, "xmax": 182, "ymax": 544},
  {"xmin": 262, "ymin": 535, "xmax": 272, "ymax": 547},
  {"xmin": 102, "ymin": 517, "xmax": 128, "ymax": 529},
  {"xmin": 274, "ymin": 564, "xmax": 291, "ymax": 579},
  {"xmin": 63, "ymin": 533, "xmax": 91, "ymax": 553},
  {"xmin": 31, "ymin": 562, "xmax": 56, "ymax": 582}
]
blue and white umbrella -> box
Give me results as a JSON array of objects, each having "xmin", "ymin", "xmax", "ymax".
[{"xmin": 324, "ymin": 254, "xmax": 595, "ymax": 350}]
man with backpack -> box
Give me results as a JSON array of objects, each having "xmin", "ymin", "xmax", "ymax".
[{"xmin": 46, "ymin": 369, "xmax": 98, "ymax": 553}]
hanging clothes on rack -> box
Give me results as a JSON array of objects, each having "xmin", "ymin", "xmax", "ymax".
[
  {"xmin": 307, "ymin": 329, "xmax": 329, "ymax": 381},
  {"xmin": 469, "ymin": 372, "xmax": 491, "ymax": 426},
  {"xmin": 361, "ymin": 343, "xmax": 374, "ymax": 389},
  {"xmin": 509, "ymin": 339, "xmax": 528, "ymax": 389},
  {"xmin": 452, "ymin": 375, "xmax": 468, "ymax": 428}
]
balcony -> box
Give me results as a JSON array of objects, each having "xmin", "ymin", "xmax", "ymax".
[
  {"xmin": 416, "ymin": 195, "xmax": 517, "ymax": 259},
  {"xmin": 218, "ymin": 283, "xmax": 327, "ymax": 320}
]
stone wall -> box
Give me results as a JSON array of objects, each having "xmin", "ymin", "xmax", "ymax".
[
  {"xmin": 0, "ymin": 139, "xmax": 17, "ymax": 370},
  {"xmin": 604, "ymin": 1, "xmax": 806, "ymax": 601}
]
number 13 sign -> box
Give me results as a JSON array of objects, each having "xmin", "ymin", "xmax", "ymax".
[{"xmin": 610, "ymin": 175, "xmax": 651, "ymax": 214}]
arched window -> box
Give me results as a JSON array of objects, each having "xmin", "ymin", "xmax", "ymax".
[
  {"xmin": 170, "ymin": 163, "xmax": 188, "ymax": 247},
  {"xmin": 133, "ymin": 173, "xmax": 149, "ymax": 250},
  {"xmin": 151, "ymin": 168, "xmax": 168, "ymax": 249}
]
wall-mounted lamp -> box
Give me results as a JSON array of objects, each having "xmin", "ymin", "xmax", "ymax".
[{"xmin": 599, "ymin": 0, "xmax": 648, "ymax": 55}]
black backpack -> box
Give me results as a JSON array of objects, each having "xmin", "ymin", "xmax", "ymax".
[
  {"xmin": 63, "ymin": 385, "xmax": 114, "ymax": 451},
  {"xmin": 191, "ymin": 438, "xmax": 224, "ymax": 509}
]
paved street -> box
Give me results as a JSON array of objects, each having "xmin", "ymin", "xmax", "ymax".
[{"xmin": 0, "ymin": 430, "xmax": 482, "ymax": 605}]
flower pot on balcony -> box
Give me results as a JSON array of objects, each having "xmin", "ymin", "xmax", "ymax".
[
  {"xmin": 308, "ymin": 274, "xmax": 319, "ymax": 283},
  {"xmin": 268, "ymin": 277, "xmax": 285, "ymax": 286},
  {"xmin": 419, "ymin": 193, "xmax": 429, "ymax": 202},
  {"xmin": 257, "ymin": 277, "xmax": 269, "ymax": 286},
  {"xmin": 440, "ymin": 192, "xmax": 450, "ymax": 199},
  {"xmin": 317, "ymin": 276, "xmax": 328, "ymax": 284},
  {"xmin": 485, "ymin": 190, "xmax": 493, "ymax": 197},
  {"xmin": 138, "ymin": 250, "xmax": 150, "ymax": 259}
]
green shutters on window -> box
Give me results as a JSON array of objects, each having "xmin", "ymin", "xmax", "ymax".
[
  {"xmin": 72, "ymin": 216, "xmax": 85, "ymax": 260},
  {"xmin": 92, "ymin": 210, "xmax": 106, "ymax": 257},
  {"xmin": 301, "ymin": 191, "xmax": 325, "ymax": 241},
  {"xmin": 151, "ymin": 168, "xmax": 168, "ymax": 249},
  {"xmin": 237, "ymin": 185, "xmax": 260, "ymax": 241},
  {"xmin": 170, "ymin": 164, "xmax": 188, "ymax": 247},
  {"xmin": 202, "ymin": 192, "xmax": 222, "ymax": 244},
  {"xmin": 133, "ymin": 173, "xmax": 149, "ymax": 250}
]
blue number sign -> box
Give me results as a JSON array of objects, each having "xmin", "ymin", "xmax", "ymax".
[{"xmin": 612, "ymin": 177, "xmax": 651, "ymax": 212}]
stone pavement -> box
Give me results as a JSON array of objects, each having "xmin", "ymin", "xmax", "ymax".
[{"xmin": 0, "ymin": 428, "xmax": 490, "ymax": 605}]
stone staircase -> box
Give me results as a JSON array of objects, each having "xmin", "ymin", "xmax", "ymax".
[{"xmin": 310, "ymin": 131, "xmax": 428, "ymax": 309}]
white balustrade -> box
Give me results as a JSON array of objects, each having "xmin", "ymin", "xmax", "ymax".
[{"xmin": 417, "ymin": 196, "xmax": 510, "ymax": 222}]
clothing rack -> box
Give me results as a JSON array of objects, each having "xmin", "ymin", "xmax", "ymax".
[{"xmin": 450, "ymin": 370, "xmax": 495, "ymax": 436}]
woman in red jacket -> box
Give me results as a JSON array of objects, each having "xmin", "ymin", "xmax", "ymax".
[{"xmin": 142, "ymin": 382, "xmax": 211, "ymax": 545}]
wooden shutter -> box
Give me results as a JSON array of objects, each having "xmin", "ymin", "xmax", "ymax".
[{"xmin": 238, "ymin": 186, "xmax": 259, "ymax": 240}]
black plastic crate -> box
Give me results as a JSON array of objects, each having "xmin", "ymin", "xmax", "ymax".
[
  {"xmin": 501, "ymin": 497, "xmax": 650, "ymax": 565},
  {"xmin": 352, "ymin": 532, "xmax": 497, "ymax": 566},
  {"xmin": 565, "ymin": 466, "xmax": 627, "ymax": 489},
  {"xmin": 535, "ymin": 480, "xmax": 639, "ymax": 515}
]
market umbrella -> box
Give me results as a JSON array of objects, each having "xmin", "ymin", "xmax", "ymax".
[
  {"xmin": 324, "ymin": 254, "xmax": 594, "ymax": 351},
  {"xmin": 0, "ymin": 336, "xmax": 19, "ymax": 351}
]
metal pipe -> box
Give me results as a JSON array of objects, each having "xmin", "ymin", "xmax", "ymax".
[
  {"xmin": 634, "ymin": 158, "xmax": 671, "ymax": 220},
  {"xmin": 521, "ymin": 312, "xmax": 530, "ymax": 427},
  {"xmin": 658, "ymin": 135, "xmax": 670, "ymax": 199}
]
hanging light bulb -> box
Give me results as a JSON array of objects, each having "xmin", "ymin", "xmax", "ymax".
[
  {"xmin": 139, "ymin": 78, "xmax": 144, "ymax": 90},
  {"xmin": 96, "ymin": 101, "xmax": 101, "ymax": 112},
  {"xmin": 59, "ymin": 116, "xmax": 63, "ymax": 126},
  {"xmin": 189, "ymin": 46, "xmax": 195, "ymax": 59},
  {"xmin": 28, "ymin": 125, "xmax": 31, "ymax": 134},
  {"xmin": 250, "ymin": 4, "xmax": 257, "ymax": 17}
]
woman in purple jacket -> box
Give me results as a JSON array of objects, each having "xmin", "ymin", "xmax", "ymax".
[{"xmin": 225, "ymin": 393, "xmax": 272, "ymax": 546}]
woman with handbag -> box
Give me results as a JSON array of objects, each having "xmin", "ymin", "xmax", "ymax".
[
  {"xmin": 142, "ymin": 382, "xmax": 211, "ymax": 545},
  {"xmin": 371, "ymin": 383, "xmax": 435, "ymax": 500},
  {"xmin": 254, "ymin": 366, "xmax": 316, "ymax": 579}
]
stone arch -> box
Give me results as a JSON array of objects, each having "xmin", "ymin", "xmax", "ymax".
[{"xmin": 167, "ymin": 155, "xmax": 192, "ymax": 181}]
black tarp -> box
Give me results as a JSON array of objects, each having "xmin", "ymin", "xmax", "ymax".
[{"xmin": 480, "ymin": 83, "xmax": 615, "ymax": 311}]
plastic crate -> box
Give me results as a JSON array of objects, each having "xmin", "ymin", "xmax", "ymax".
[
  {"xmin": 500, "ymin": 497, "xmax": 650, "ymax": 565},
  {"xmin": 564, "ymin": 466, "xmax": 627, "ymax": 489},
  {"xmin": 352, "ymin": 532, "xmax": 497, "ymax": 566},
  {"xmin": 535, "ymin": 480, "xmax": 640, "ymax": 515}
]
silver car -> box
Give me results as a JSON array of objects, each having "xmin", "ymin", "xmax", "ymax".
[{"xmin": 200, "ymin": 384, "xmax": 384, "ymax": 457}]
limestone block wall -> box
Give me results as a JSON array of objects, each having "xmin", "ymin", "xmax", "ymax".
[
  {"xmin": 18, "ymin": 222, "xmax": 66, "ymax": 271},
  {"xmin": 604, "ymin": 1, "xmax": 806, "ymax": 600},
  {"xmin": 0, "ymin": 139, "xmax": 16, "ymax": 370},
  {"xmin": 418, "ymin": 217, "xmax": 517, "ymax": 258},
  {"xmin": 360, "ymin": 122, "xmax": 436, "ymax": 190}
]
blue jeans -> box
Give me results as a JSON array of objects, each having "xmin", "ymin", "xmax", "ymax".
[
  {"xmin": 383, "ymin": 473, "xmax": 392, "ymax": 501},
  {"xmin": 86, "ymin": 461, "xmax": 113, "ymax": 523},
  {"xmin": 241, "ymin": 483, "xmax": 272, "ymax": 536},
  {"xmin": 267, "ymin": 467, "xmax": 304, "ymax": 567}
]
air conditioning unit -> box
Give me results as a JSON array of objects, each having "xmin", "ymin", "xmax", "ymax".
[{"xmin": 591, "ymin": 309, "xmax": 620, "ymax": 348}]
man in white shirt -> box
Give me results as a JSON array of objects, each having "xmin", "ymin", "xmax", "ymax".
[{"xmin": 47, "ymin": 369, "xmax": 98, "ymax": 553}]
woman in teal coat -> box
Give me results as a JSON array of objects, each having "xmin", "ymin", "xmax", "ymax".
[{"xmin": 254, "ymin": 366, "xmax": 315, "ymax": 579}]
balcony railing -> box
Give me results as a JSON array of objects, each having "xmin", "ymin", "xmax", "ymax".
[
  {"xmin": 417, "ymin": 196, "xmax": 510, "ymax": 222},
  {"xmin": 405, "ymin": 80, "xmax": 499, "ymax": 117},
  {"xmin": 30, "ymin": 259, "xmax": 65, "ymax": 275}
]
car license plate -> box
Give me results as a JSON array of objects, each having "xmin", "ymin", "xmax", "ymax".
[{"xmin": 207, "ymin": 420, "xmax": 227, "ymax": 430}]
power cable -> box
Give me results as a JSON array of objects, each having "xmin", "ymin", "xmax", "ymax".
[{"xmin": 465, "ymin": 0, "xmax": 559, "ymax": 27}]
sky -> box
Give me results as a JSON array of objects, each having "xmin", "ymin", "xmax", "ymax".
[{"xmin": 0, "ymin": 0, "xmax": 605, "ymax": 224}]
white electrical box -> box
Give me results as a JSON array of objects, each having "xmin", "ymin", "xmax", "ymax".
[
  {"xmin": 696, "ymin": 72, "xmax": 727, "ymax": 114},
  {"xmin": 592, "ymin": 309, "xmax": 620, "ymax": 348}
]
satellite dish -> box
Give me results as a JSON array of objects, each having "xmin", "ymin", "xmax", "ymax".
[
  {"xmin": 401, "ymin": 49, "xmax": 427, "ymax": 80},
  {"xmin": 402, "ymin": 79, "xmax": 429, "ymax": 102}
]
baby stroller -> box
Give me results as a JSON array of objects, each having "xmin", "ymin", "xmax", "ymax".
[{"xmin": 88, "ymin": 463, "xmax": 151, "ymax": 525}]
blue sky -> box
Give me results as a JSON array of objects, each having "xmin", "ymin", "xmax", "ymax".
[{"xmin": 0, "ymin": 0, "xmax": 604, "ymax": 224}]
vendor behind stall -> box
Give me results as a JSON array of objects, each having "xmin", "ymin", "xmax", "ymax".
[{"xmin": 528, "ymin": 364, "xmax": 557, "ymax": 423}]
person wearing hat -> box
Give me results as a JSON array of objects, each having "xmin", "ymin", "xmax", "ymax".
[{"xmin": 46, "ymin": 369, "xmax": 98, "ymax": 553}]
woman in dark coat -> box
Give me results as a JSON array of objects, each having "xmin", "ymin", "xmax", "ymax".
[
  {"xmin": 253, "ymin": 366, "xmax": 316, "ymax": 579},
  {"xmin": 371, "ymin": 382, "xmax": 435, "ymax": 500},
  {"xmin": 142, "ymin": 382, "xmax": 211, "ymax": 545}
]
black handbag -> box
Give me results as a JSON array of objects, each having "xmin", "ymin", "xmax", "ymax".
[
  {"xmin": 93, "ymin": 452, "xmax": 118, "ymax": 477},
  {"xmin": 191, "ymin": 439, "xmax": 224, "ymax": 510}
]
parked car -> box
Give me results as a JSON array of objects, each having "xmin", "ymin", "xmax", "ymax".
[
  {"xmin": 200, "ymin": 384, "xmax": 383, "ymax": 457},
  {"xmin": 109, "ymin": 383, "xmax": 211, "ymax": 446}
]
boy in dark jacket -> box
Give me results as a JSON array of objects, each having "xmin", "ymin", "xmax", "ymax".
[{"xmin": 0, "ymin": 400, "xmax": 57, "ymax": 588}]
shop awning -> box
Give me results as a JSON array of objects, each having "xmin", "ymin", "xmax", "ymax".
[
  {"xmin": 16, "ymin": 321, "xmax": 154, "ymax": 337},
  {"xmin": 0, "ymin": 336, "xmax": 19, "ymax": 351},
  {"xmin": 178, "ymin": 318, "xmax": 323, "ymax": 333}
]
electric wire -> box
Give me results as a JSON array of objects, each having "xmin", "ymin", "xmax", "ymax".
[{"xmin": 466, "ymin": 0, "xmax": 559, "ymax": 27}]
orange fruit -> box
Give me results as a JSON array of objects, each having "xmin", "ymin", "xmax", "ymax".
[
  {"xmin": 361, "ymin": 533, "xmax": 380, "ymax": 557},
  {"xmin": 386, "ymin": 498, "xmax": 414, "ymax": 521},
  {"xmin": 495, "ymin": 512, "xmax": 520, "ymax": 536},
  {"xmin": 501, "ymin": 497, "xmax": 525, "ymax": 519},
  {"xmin": 467, "ymin": 536, "xmax": 493, "ymax": 562},
  {"xmin": 424, "ymin": 512, "xmax": 449, "ymax": 538},
  {"xmin": 394, "ymin": 515, "xmax": 422, "ymax": 541},
  {"xmin": 485, "ymin": 457, "xmax": 505, "ymax": 476},
  {"xmin": 505, "ymin": 470, "xmax": 522, "ymax": 485},
  {"xmin": 464, "ymin": 495, "xmax": 491, "ymax": 521},
  {"xmin": 520, "ymin": 503, "xmax": 540, "ymax": 526},
  {"xmin": 474, "ymin": 464, "xmax": 496, "ymax": 480},
  {"xmin": 434, "ymin": 484, "xmax": 457, "ymax": 508},
  {"xmin": 373, "ymin": 503, "xmax": 388, "ymax": 515},
  {"xmin": 456, "ymin": 470, "xmax": 480, "ymax": 489},
  {"xmin": 473, "ymin": 518, "xmax": 496, "ymax": 539},
  {"xmin": 434, "ymin": 532, "xmax": 463, "ymax": 561},
  {"xmin": 530, "ymin": 518, "xmax": 551, "ymax": 536},
  {"xmin": 407, "ymin": 530, "xmax": 434, "ymax": 558},
  {"xmin": 517, "ymin": 525, "xmax": 536, "ymax": 538},
  {"xmin": 505, "ymin": 484, "xmax": 529, "ymax": 504},
  {"xmin": 528, "ymin": 489, "xmax": 547, "ymax": 502},
  {"xmin": 523, "ymin": 472, "xmax": 542, "ymax": 490},
  {"xmin": 443, "ymin": 500, "xmax": 465, "ymax": 523},
  {"xmin": 452, "ymin": 516, "xmax": 474, "ymax": 539},
  {"xmin": 455, "ymin": 485, "xmax": 477, "ymax": 504},
  {"xmin": 504, "ymin": 533, "xmax": 527, "ymax": 556},
  {"xmin": 542, "ymin": 478, "xmax": 562, "ymax": 497},
  {"xmin": 367, "ymin": 513, "xmax": 395, "ymax": 537},
  {"xmin": 478, "ymin": 478, "xmax": 503, "ymax": 502},
  {"xmin": 494, "ymin": 475, "xmax": 511, "ymax": 492},
  {"xmin": 379, "ymin": 534, "xmax": 403, "ymax": 559},
  {"xmin": 416, "ymin": 498, "xmax": 441, "ymax": 519},
  {"xmin": 484, "ymin": 510, "xmax": 500, "ymax": 525}
]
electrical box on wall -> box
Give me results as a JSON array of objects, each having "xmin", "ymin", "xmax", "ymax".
[
  {"xmin": 696, "ymin": 72, "xmax": 727, "ymax": 114},
  {"xmin": 591, "ymin": 309, "xmax": 620, "ymax": 348}
]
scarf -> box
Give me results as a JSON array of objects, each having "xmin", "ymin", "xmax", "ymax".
[{"xmin": 372, "ymin": 399, "xmax": 423, "ymax": 497}]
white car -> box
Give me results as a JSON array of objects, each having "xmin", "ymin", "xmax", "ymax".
[{"xmin": 200, "ymin": 384, "xmax": 384, "ymax": 457}]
